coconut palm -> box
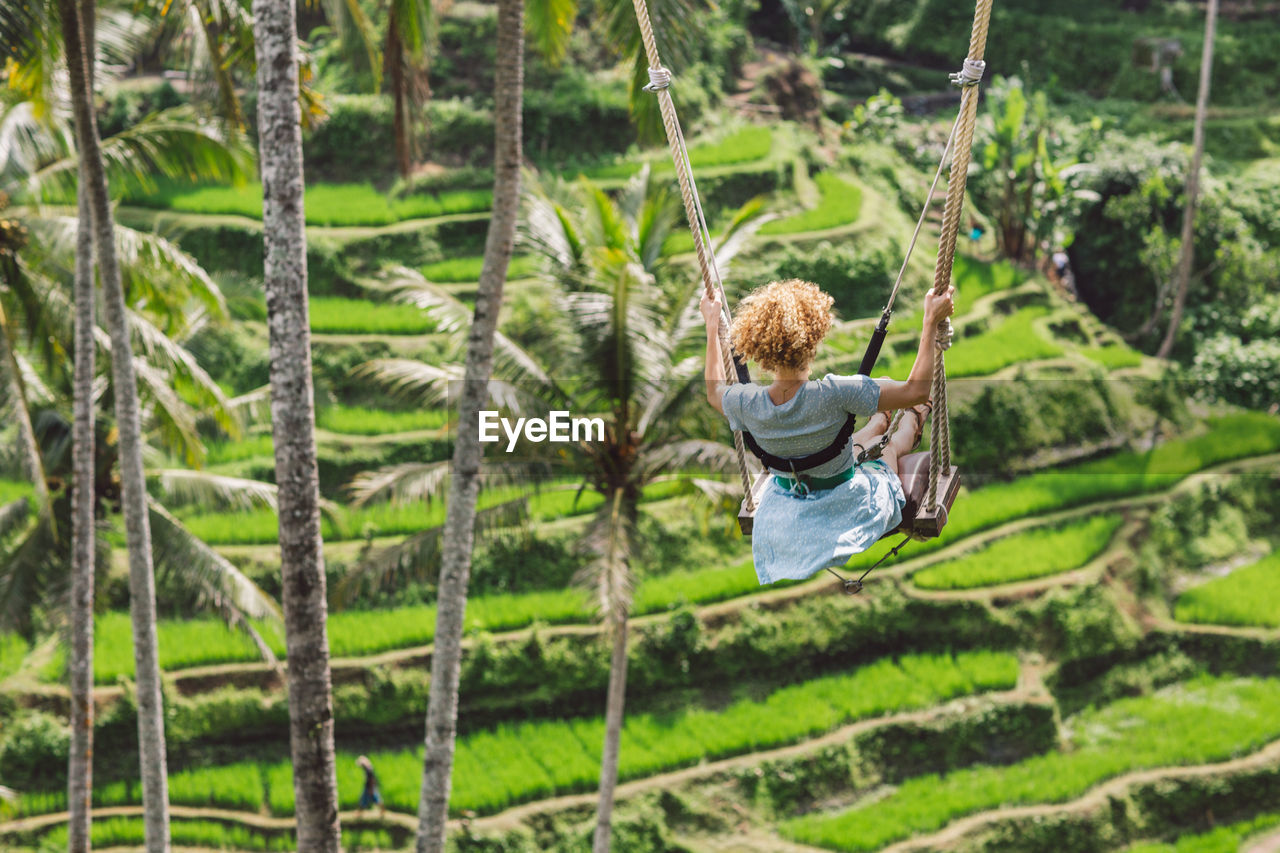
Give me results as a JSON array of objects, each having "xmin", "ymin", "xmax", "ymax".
[
  {"xmin": 352, "ymin": 169, "xmax": 764, "ymax": 851},
  {"xmin": 411, "ymin": 0, "xmax": 526, "ymax": 845},
  {"xmin": 248, "ymin": 0, "xmax": 341, "ymax": 847}
]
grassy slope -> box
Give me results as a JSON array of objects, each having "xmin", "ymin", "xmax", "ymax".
[{"xmin": 783, "ymin": 676, "xmax": 1280, "ymax": 852}]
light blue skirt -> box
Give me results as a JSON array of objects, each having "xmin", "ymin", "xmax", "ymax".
[{"xmin": 751, "ymin": 460, "xmax": 907, "ymax": 585}]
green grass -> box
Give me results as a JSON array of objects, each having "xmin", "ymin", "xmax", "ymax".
[
  {"xmin": 910, "ymin": 514, "xmax": 1124, "ymax": 590},
  {"xmin": 759, "ymin": 173, "xmax": 864, "ymax": 236},
  {"xmin": 182, "ymin": 480, "xmax": 688, "ymax": 546},
  {"xmin": 1125, "ymin": 812, "xmax": 1280, "ymax": 853},
  {"xmin": 0, "ymin": 632, "xmax": 29, "ymax": 680},
  {"xmin": 783, "ymin": 675, "xmax": 1280, "ymax": 852},
  {"xmin": 881, "ymin": 306, "xmax": 1063, "ymax": 379},
  {"xmin": 123, "ymin": 179, "xmax": 492, "ymax": 226},
  {"xmin": 18, "ymin": 816, "xmax": 399, "ymax": 852},
  {"xmin": 20, "ymin": 651, "xmax": 1014, "ymax": 819},
  {"xmin": 421, "ymin": 254, "xmax": 539, "ymax": 282},
  {"xmin": 582, "ymin": 126, "xmax": 775, "ymax": 180},
  {"xmin": 72, "ymin": 611, "xmax": 287, "ymax": 684},
  {"xmin": 1174, "ymin": 551, "xmax": 1280, "ymax": 629},
  {"xmin": 838, "ymin": 412, "xmax": 1280, "ymax": 577},
  {"xmin": 309, "ymin": 297, "xmax": 437, "ymax": 335},
  {"xmin": 1081, "ymin": 343, "xmax": 1145, "ymax": 369},
  {"xmin": 950, "ymin": 255, "xmax": 1025, "ymax": 303},
  {"xmin": 204, "ymin": 434, "xmax": 275, "ymax": 465},
  {"xmin": 0, "ymin": 479, "xmax": 34, "ymax": 505},
  {"xmin": 316, "ymin": 405, "xmax": 449, "ymax": 435}
]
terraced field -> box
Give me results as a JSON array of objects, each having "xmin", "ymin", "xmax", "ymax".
[{"xmin": 4, "ymin": 108, "xmax": 1279, "ymax": 853}]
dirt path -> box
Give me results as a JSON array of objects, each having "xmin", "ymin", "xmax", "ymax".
[
  {"xmin": 877, "ymin": 738, "xmax": 1280, "ymax": 853},
  {"xmin": 1246, "ymin": 827, "xmax": 1280, "ymax": 853}
]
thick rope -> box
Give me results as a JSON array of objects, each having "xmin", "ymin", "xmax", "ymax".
[
  {"xmin": 632, "ymin": 0, "xmax": 756, "ymax": 509},
  {"xmin": 926, "ymin": 0, "xmax": 990, "ymax": 512}
]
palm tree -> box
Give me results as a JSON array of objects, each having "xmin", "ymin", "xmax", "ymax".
[
  {"xmin": 414, "ymin": 0, "xmax": 525, "ymax": 845},
  {"xmin": 248, "ymin": 0, "xmax": 341, "ymax": 848},
  {"xmin": 1157, "ymin": 0, "xmax": 1217, "ymax": 359},
  {"xmin": 353, "ymin": 170, "xmax": 763, "ymax": 851},
  {"xmin": 69, "ymin": 3, "xmax": 97, "ymax": 848},
  {"xmin": 58, "ymin": 0, "xmax": 175, "ymax": 845}
]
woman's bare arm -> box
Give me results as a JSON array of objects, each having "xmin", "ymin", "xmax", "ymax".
[
  {"xmin": 875, "ymin": 286, "xmax": 955, "ymax": 411},
  {"xmin": 702, "ymin": 292, "xmax": 728, "ymax": 415}
]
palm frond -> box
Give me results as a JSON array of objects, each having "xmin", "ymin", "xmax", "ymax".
[
  {"xmin": 712, "ymin": 196, "xmax": 776, "ymax": 275},
  {"xmin": 112, "ymin": 223, "xmax": 229, "ymax": 329},
  {"xmin": 226, "ymin": 385, "xmax": 272, "ymax": 431},
  {"xmin": 320, "ymin": 0, "xmax": 383, "ymax": 90},
  {"xmin": 381, "ymin": 265, "xmax": 555, "ymax": 388},
  {"xmin": 148, "ymin": 499, "xmax": 284, "ymax": 674},
  {"xmin": 0, "ymin": 102, "xmax": 68, "ymax": 199},
  {"xmin": 524, "ymin": 0, "xmax": 576, "ymax": 65},
  {"xmin": 352, "ymin": 358, "xmax": 459, "ymax": 406},
  {"xmin": 30, "ymin": 105, "xmax": 252, "ymax": 201},
  {"xmin": 333, "ymin": 497, "xmax": 528, "ymax": 607},
  {"xmin": 133, "ymin": 357, "xmax": 205, "ymax": 466},
  {"xmin": 151, "ymin": 469, "xmax": 278, "ymax": 512},
  {"xmin": 635, "ymin": 353, "xmax": 699, "ymax": 436},
  {"xmin": 126, "ymin": 307, "xmax": 236, "ymax": 436},
  {"xmin": 636, "ymin": 437, "xmax": 745, "ymax": 482},
  {"xmin": 347, "ymin": 460, "xmax": 450, "ymax": 507}
]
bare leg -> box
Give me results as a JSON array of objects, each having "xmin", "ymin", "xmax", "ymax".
[
  {"xmin": 878, "ymin": 407, "xmax": 924, "ymax": 478},
  {"xmin": 850, "ymin": 411, "xmax": 891, "ymax": 449}
]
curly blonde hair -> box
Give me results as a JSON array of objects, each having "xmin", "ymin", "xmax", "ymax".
[{"xmin": 730, "ymin": 279, "xmax": 833, "ymax": 372}]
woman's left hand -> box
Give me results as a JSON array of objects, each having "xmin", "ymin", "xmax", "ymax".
[
  {"xmin": 700, "ymin": 291, "xmax": 723, "ymax": 329},
  {"xmin": 923, "ymin": 285, "xmax": 956, "ymax": 326}
]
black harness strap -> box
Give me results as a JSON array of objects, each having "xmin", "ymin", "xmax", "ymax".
[{"xmin": 741, "ymin": 413, "xmax": 860, "ymax": 474}]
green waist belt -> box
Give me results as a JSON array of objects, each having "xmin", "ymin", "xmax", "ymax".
[{"xmin": 773, "ymin": 466, "xmax": 855, "ymax": 492}]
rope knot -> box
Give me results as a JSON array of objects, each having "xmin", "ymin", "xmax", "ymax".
[
  {"xmin": 936, "ymin": 317, "xmax": 954, "ymax": 351},
  {"xmin": 949, "ymin": 58, "xmax": 986, "ymax": 88},
  {"xmin": 644, "ymin": 66, "xmax": 673, "ymax": 92}
]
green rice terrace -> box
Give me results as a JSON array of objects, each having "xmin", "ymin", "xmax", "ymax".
[{"xmin": 2, "ymin": 0, "xmax": 1280, "ymax": 850}]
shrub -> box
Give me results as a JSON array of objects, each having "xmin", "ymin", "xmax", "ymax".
[
  {"xmin": 0, "ymin": 712, "xmax": 70, "ymax": 789},
  {"xmin": 302, "ymin": 95, "xmax": 396, "ymax": 182},
  {"xmin": 769, "ymin": 240, "xmax": 897, "ymax": 319}
]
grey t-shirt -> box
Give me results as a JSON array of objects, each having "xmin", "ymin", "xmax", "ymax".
[{"xmin": 721, "ymin": 374, "xmax": 882, "ymax": 479}]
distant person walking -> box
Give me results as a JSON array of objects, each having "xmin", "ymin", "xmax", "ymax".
[
  {"xmin": 968, "ymin": 216, "xmax": 985, "ymax": 243},
  {"xmin": 356, "ymin": 755, "xmax": 384, "ymax": 818},
  {"xmin": 1051, "ymin": 249, "xmax": 1076, "ymax": 297}
]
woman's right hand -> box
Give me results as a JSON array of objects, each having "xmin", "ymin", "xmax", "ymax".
[
  {"xmin": 700, "ymin": 291, "xmax": 723, "ymax": 329},
  {"xmin": 923, "ymin": 285, "xmax": 956, "ymax": 326}
]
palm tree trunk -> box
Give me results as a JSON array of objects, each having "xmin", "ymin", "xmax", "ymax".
[
  {"xmin": 592, "ymin": 614, "xmax": 630, "ymax": 853},
  {"xmin": 388, "ymin": 20, "xmax": 411, "ymax": 178},
  {"xmin": 67, "ymin": 2, "xmax": 98, "ymax": 848},
  {"xmin": 1157, "ymin": 0, "xmax": 1217, "ymax": 360},
  {"xmin": 415, "ymin": 0, "xmax": 523, "ymax": 847},
  {"xmin": 249, "ymin": 0, "xmax": 341, "ymax": 849},
  {"xmin": 58, "ymin": 0, "xmax": 171, "ymax": 849}
]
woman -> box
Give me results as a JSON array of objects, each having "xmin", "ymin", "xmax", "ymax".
[{"xmin": 702, "ymin": 279, "xmax": 955, "ymax": 584}]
